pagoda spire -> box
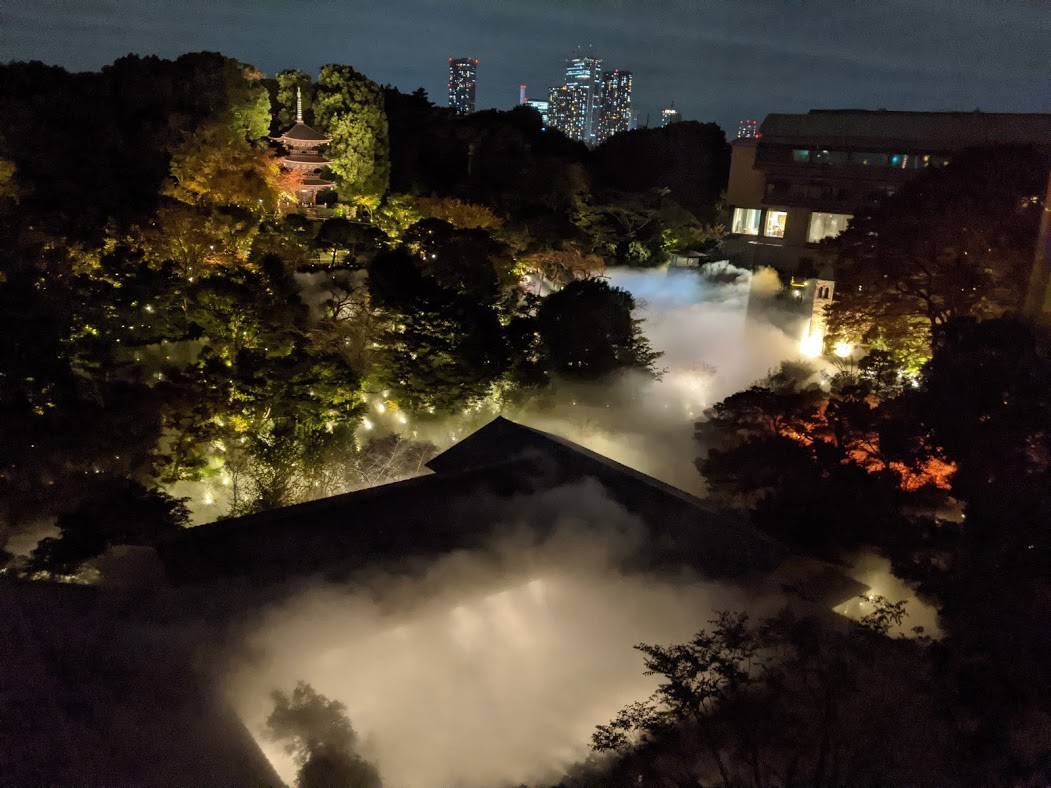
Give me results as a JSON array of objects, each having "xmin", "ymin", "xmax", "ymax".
[{"xmin": 296, "ymin": 87, "xmax": 303, "ymax": 123}]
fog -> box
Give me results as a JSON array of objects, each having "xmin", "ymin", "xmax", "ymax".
[
  {"xmin": 224, "ymin": 481, "xmax": 781, "ymax": 787},
  {"xmin": 154, "ymin": 261, "xmax": 806, "ymax": 523},
  {"xmin": 509, "ymin": 263, "xmax": 805, "ymax": 495}
]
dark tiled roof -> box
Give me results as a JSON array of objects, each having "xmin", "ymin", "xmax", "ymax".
[
  {"xmin": 158, "ymin": 419, "xmax": 862, "ymax": 597},
  {"xmin": 277, "ymin": 121, "xmax": 330, "ymax": 143},
  {"xmin": 761, "ymin": 110, "xmax": 1051, "ymax": 149},
  {"xmin": 0, "ymin": 581, "xmax": 283, "ymax": 787},
  {"xmin": 284, "ymin": 152, "xmax": 331, "ymax": 164}
]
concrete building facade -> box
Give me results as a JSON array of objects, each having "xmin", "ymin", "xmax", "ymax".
[{"xmin": 724, "ymin": 109, "xmax": 1051, "ymax": 274}]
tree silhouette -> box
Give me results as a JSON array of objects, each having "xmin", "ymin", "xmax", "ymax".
[{"xmin": 266, "ymin": 682, "xmax": 382, "ymax": 788}]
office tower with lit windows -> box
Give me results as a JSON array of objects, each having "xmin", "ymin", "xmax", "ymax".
[
  {"xmin": 660, "ymin": 103, "xmax": 682, "ymax": 127},
  {"xmin": 737, "ymin": 118, "xmax": 759, "ymax": 139},
  {"xmin": 596, "ymin": 69, "xmax": 632, "ymax": 144},
  {"xmin": 562, "ymin": 47, "xmax": 603, "ymax": 143},
  {"xmin": 548, "ymin": 84, "xmax": 589, "ymax": 141},
  {"xmin": 448, "ymin": 57, "xmax": 478, "ymax": 114},
  {"xmin": 524, "ymin": 99, "xmax": 551, "ymax": 126}
]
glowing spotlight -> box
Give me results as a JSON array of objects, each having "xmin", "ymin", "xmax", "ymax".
[
  {"xmin": 362, "ymin": 418, "xmax": 374, "ymax": 430},
  {"xmin": 833, "ymin": 341, "xmax": 853, "ymax": 359},
  {"xmin": 376, "ymin": 402, "xmax": 386, "ymax": 414},
  {"xmin": 396, "ymin": 412, "xmax": 408, "ymax": 425},
  {"xmin": 800, "ymin": 330, "xmax": 823, "ymax": 358}
]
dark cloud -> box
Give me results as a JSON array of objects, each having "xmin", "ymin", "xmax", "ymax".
[{"xmin": 0, "ymin": 0, "xmax": 1047, "ymax": 133}]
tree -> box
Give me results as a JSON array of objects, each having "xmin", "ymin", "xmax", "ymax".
[
  {"xmin": 519, "ymin": 242, "xmax": 605, "ymax": 288},
  {"xmin": 266, "ymin": 682, "xmax": 382, "ymax": 788},
  {"xmin": 591, "ymin": 121, "xmax": 730, "ymax": 221},
  {"xmin": 371, "ymin": 193, "xmax": 421, "ymax": 243},
  {"xmin": 415, "ymin": 196, "xmax": 503, "ymax": 230},
  {"xmin": 536, "ymin": 278, "xmax": 661, "ymax": 381},
  {"xmin": 591, "ymin": 601, "xmax": 963, "ymax": 787},
  {"xmin": 314, "ymin": 218, "xmax": 383, "ymax": 266},
  {"xmin": 27, "ymin": 480, "xmax": 189, "ymax": 576},
  {"xmin": 313, "ymin": 64, "xmax": 390, "ymax": 201},
  {"xmin": 133, "ymin": 199, "xmax": 260, "ymax": 277},
  {"xmin": 165, "ymin": 119, "xmax": 292, "ymax": 214},
  {"xmin": 367, "ymin": 249, "xmax": 510, "ymax": 414},
  {"xmin": 0, "ymin": 157, "xmax": 17, "ymax": 204},
  {"xmin": 275, "ymin": 69, "xmax": 315, "ymax": 128},
  {"xmin": 695, "ymin": 362, "xmax": 953, "ymax": 553},
  {"xmin": 403, "ymin": 219, "xmax": 518, "ymax": 306},
  {"xmin": 829, "ymin": 146, "xmax": 1048, "ymax": 339}
]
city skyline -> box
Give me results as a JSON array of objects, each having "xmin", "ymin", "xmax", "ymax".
[{"xmin": 3, "ymin": 0, "xmax": 1047, "ymax": 137}]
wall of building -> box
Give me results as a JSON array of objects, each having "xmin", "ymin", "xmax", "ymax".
[{"xmin": 726, "ymin": 139, "xmax": 764, "ymax": 206}]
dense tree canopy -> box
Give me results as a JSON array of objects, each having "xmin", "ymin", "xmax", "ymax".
[
  {"xmin": 536, "ymin": 278, "xmax": 662, "ymax": 381},
  {"xmin": 313, "ymin": 64, "xmax": 390, "ymax": 201},
  {"xmin": 273, "ymin": 68, "xmax": 315, "ymax": 129},
  {"xmin": 826, "ymin": 146, "xmax": 1049, "ymax": 354},
  {"xmin": 692, "ymin": 317, "xmax": 1051, "ymax": 781},
  {"xmin": 590, "ymin": 602, "xmax": 962, "ymax": 787},
  {"xmin": 591, "ymin": 121, "xmax": 731, "ymax": 222}
]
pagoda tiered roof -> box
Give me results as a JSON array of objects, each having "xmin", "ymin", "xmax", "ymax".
[{"xmin": 276, "ymin": 122, "xmax": 330, "ymax": 144}]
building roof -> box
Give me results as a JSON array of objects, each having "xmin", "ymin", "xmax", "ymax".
[
  {"xmin": 158, "ymin": 417, "xmax": 864, "ymax": 605},
  {"xmin": 276, "ymin": 121, "xmax": 331, "ymax": 143},
  {"xmin": 0, "ymin": 580, "xmax": 283, "ymax": 787},
  {"xmin": 284, "ymin": 152, "xmax": 331, "ymax": 165},
  {"xmin": 300, "ymin": 175, "xmax": 335, "ymax": 188},
  {"xmin": 760, "ymin": 110, "xmax": 1051, "ymax": 150}
]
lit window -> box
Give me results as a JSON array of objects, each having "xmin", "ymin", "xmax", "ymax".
[
  {"xmin": 764, "ymin": 210, "xmax": 787, "ymax": 238},
  {"xmin": 814, "ymin": 150, "xmax": 848, "ymax": 166},
  {"xmin": 850, "ymin": 152, "xmax": 889, "ymax": 166},
  {"xmin": 807, "ymin": 212, "xmax": 853, "ymax": 243},
  {"xmin": 792, "ymin": 149, "xmax": 811, "ymax": 163},
  {"xmin": 732, "ymin": 207, "xmax": 761, "ymax": 235}
]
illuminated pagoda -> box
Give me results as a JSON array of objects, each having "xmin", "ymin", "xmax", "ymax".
[{"xmin": 273, "ymin": 88, "xmax": 334, "ymax": 206}]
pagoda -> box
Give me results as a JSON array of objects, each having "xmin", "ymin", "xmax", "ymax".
[{"xmin": 273, "ymin": 88, "xmax": 334, "ymax": 205}]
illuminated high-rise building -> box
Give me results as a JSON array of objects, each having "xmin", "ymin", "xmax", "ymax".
[
  {"xmin": 524, "ymin": 99, "xmax": 551, "ymax": 126},
  {"xmin": 596, "ymin": 69, "xmax": 632, "ymax": 144},
  {"xmin": 548, "ymin": 84, "xmax": 589, "ymax": 141},
  {"xmin": 660, "ymin": 103, "xmax": 682, "ymax": 127},
  {"xmin": 737, "ymin": 118, "xmax": 759, "ymax": 139},
  {"xmin": 561, "ymin": 47, "xmax": 603, "ymax": 143},
  {"xmin": 448, "ymin": 57, "xmax": 478, "ymax": 114}
]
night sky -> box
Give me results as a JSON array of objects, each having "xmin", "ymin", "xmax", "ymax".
[{"xmin": 2, "ymin": 0, "xmax": 1048, "ymax": 134}]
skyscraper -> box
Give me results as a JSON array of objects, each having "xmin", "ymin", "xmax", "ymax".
[
  {"xmin": 524, "ymin": 99, "xmax": 551, "ymax": 126},
  {"xmin": 448, "ymin": 57, "xmax": 478, "ymax": 114},
  {"xmin": 660, "ymin": 103, "xmax": 682, "ymax": 127},
  {"xmin": 596, "ymin": 69, "xmax": 632, "ymax": 144},
  {"xmin": 737, "ymin": 118, "xmax": 759, "ymax": 139},
  {"xmin": 548, "ymin": 84, "xmax": 589, "ymax": 141},
  {"xmin": 561, "ymin": 47, "xmax": 603, "ymax": 143}
]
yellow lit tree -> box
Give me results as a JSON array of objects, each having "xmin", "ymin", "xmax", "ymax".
[{"xmin": 415, "ymin": 196, "xmax": 503, "ymax": 230}]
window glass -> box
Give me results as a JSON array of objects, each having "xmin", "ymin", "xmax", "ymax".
[
  {"xmin": 764, "ymin": 210, "xmax": 788, "ymax": 239},
  {"xmin": 732, "ymin": 207, "xmax": 761, "ymax": 235},
  {"xmin": 850, "ymin": 152, "xmax": 889, "ymax": 166},
  {"xmin": 813, "ymin": 149, "xmax": 848, "ymax": 166},
  {"xmin": 792, "ymin": 149, "xmax": 811, "ymax": 163},
  {"xmin": 807, "ymin": 212, "xmax": 853, "ymax": 243},
  {"xmin": 890, "ymin": 153, "xmax": 910, "ymax": 169}
]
